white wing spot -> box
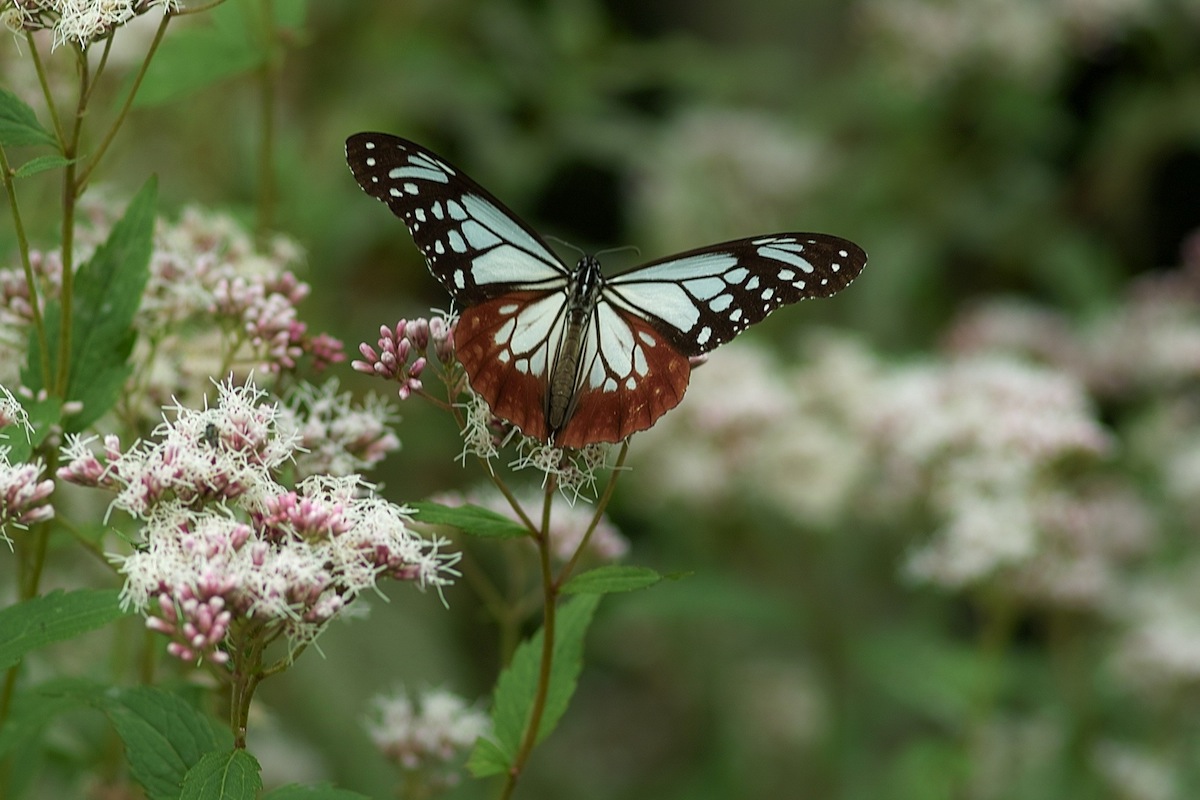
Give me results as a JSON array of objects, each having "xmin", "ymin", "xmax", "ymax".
[
  {"xmin": 839, "ymin": 249, "xmax": 848, "ymax": 257},
  {"xmin": 364, "ymin": 142, "xmax": 376, "ymax": 150},
  {"xmin": 453, "ymin": 270, "xmax": 465, "ymax": 289},
  {"xmin": 415, "ymin": 208, "xmax": 426, "ymax": 222},
  {"xmin": 515, "ymin": 358, "xmax": 529, "ymax": 374},
  {"xmin": 498, "ymin": 350, "xmax": 511, "ymax": 363},
  {"xmin": 745, "ymin": 276, "xmax": 760, "ymax": 291},
  {"xmin": 447, "ymin": 200, "xmax": 467, "ymax": 220},
  {"xmin": 434, "ymin": 241, "xmax": 445, "ymax": 255},
  {"xmin": 697, "ymin": 326, "xmax": 712, "ymax": 347},
  {"xmin": 821, "ymin": 278, "xmax": 829, "ymax": 286},
  {"xmin": 404, "ymin": 182, "xmax": 418, "ymax": 195},
  {"xmin": 777, "ymin": 269, "xmax": 795, "ymax": 280},
  {"xmin": 448, "ymin": 230, "xmax": 467, "ymax": 253},
  {"xmin": 709, "ymin": 294, "xmax": 734, "ymax": 312},
  {"xmin": 366, "ymin": 157, "xmax": 376, "ymax": 166},
  {"xmin": 370, "ymin": 176, "xmax": 379, "ymax": 183},
  {"xmin": 683, "ymin": 277, "xmax": 726, "ymax": 300},
  {"xmin": 625, "ymin": 376, "xmax": 637, "ymax": 390},
  {"xmin": 633, "ymin": 345, "xmax": 648, "ymax": 375},
  {"xmin": 389, "ymin": 188, "xmax": 401, "ymax": 197},
  {"xmin": 762, "ymin": 288, "xmax": 775, "ymax": 301},
  {"xmin": 387, "ymin": 165, "xmax": 448, "ymax": 183},
  {"xmin": 794, "ymin": 280, "xmax": 806, "ymax": 290},
  {"xmin": 494, "ymin": 318, "xmax": 516, "ymax": 345},
  {"xmin": 432, "ymin": 202, "xmax": 444, "ymax": 219},
  {"xmin": 724, "ymin": 267, "xmax": 750, "ymax": 284},
  {"xmin": 603, "ymin": 377, "xmax": 618, "ymax": 392},
  {"xmin": 498, "ymin": 303, "xmax": 519, "ymax": 315},
  {"xmin": 730, "ymin": 309, "xmax": 743, "ymax": 322},
  {"xmin": 639, "ymin": 331, "xmax": 657, "ymax": 347}
]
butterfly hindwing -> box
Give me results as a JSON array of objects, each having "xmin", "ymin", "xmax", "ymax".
[
  {"xmin": 345, "ymin": 133, "xmax": 569, "ymax": 302},
  {"xmin": 603, "ymin": 234, "xmax": 867, "ymax": 356},
  {"xmin": 552, "ymin": 307, "xmax": 690, "ymax": 449}
]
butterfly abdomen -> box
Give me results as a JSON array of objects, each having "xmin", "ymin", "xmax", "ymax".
[{"xmin": 547, "ymin": 257, "xmax": 605, "ymax": 438}]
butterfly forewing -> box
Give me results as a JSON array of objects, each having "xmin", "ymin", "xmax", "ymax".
[
  {"xmin": 345, "ymin": 133, "xmax": 570, "ymax": 302},
  {"xmin": 603, "ymin": 234, "xmax": 866, "ymax": 356}
]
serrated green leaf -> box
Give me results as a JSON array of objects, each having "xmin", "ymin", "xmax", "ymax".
[
  {"xmin": 561, "ymin": 565, "xmax": 663, "ymax": 595},
  {"xmin": 22, "ymin": 177, "xmax": 156, "ymax": 429},
  {"xmin": 470, "ymin": 594, "xmax": 601, "ymax": 773},
  {"xmin": 180, "ymin": 750, "xmax": 261, "ymax": 800},
  {"xmin": 263, "ymin": 783, "xmax": 372, "ymax": 800},
  {"xmin": 410, "ymin": 501, "xmax": 529, "ymax": 539},
  {"xmin": 465, "ymin": 737, "xmax": 510, "ymax": 778},
  {"xmin": 14, "ymin": 154, "xmax": 74, "ymax": 178},
  {"xmin": 0, "ymin": 89, "xmax": 57, "ymax": 148},
  {"xmin": 0, "ymin": 589, "xmax": 129, "ymax": 670},
  {"xmin": 98, "ymin": 686, "xmax": 230, "ymax": 800}
]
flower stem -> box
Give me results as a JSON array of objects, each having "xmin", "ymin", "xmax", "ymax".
[
  {"xmin": 0, "ymin": 145, "xmax": 50, "ymax": 381},
  {"xmin": 74, "ymin": 10, "xmax": 172, "ymax": 194},
  {"xmin": 498, "ymin": 480, "xmax": 560, "ymax": 800},
  {"xmin": 558, "ymin": 441, "xmax": 629, "ymax": 585}
]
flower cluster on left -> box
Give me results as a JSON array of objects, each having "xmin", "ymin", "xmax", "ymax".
[{"xmin": 58, "ymin": 377, "xmax": 459, "ymax": 667}]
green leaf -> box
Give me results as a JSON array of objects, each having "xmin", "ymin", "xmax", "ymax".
[
  {"xmin": 465, "ymin": 737, "xmax": 510, "ymax": 778},
  {"xmin": 0, "ymin": 678, "xmax": 100, "ymax": 758},
  {"xmin": 135, "ymin": 0, "xmax": 306, "ymax": 107},
  {"xmin": 0, "ymin": 394, "xmax": 63, "ymax": 463},
  {"xmin": 23, "ymin": 177, "xmax": 156, "ymax": 429},
  {"xmin": 561, "ymin": 565, "xmax": 664, "ymax": 595},
  {"xmin": 263, "ymin": 784, "xmax": 372, "ymax": 800},
  {"xmin": 0, "ymin": 589, "xmax": 130, "ymax": 670},
  {"xmin": 14, "ymin": 154, "xmax": 74, "ymax": 178},
  {"xmin": 97, "ymin": 686, "xmax": 230, "ymax": 800},
  {"xmin": 0, "ymin": 89, "xmax": 56, "ymax": 148},
  {"xmin": 469, "ymin": 594, "xmax": 601, "ymax": 776},
  {"xmin": 410, "ymin": 501, "xmax": 529, "ymax": 539},
  {"xmin": 180, "ymin": 750, "xmax": 262, "ymax": 800}
]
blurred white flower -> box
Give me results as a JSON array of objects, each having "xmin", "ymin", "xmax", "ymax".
[
  {"xmin": 1110, "ymin": 562, "xmax": 1200, "ymax": 693},
  {"xmin": 634, "ymin": 109, "xmax": 831, "ymax": 251},
  {"xmin": 367, "ymin": 686, "xmax": 490, "ymax": 783},
  {"xmin": 873, "ymin": 355, "xmax": 1111, "ymax": 588},
  {"xmin": 1092, "ymin": 740, "xmax": 1176, "ymax": 800}
]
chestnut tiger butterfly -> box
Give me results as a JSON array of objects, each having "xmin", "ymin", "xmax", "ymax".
[{"xmin": 346, "ymin": 133, "xmax": 867, "ymax": 449}]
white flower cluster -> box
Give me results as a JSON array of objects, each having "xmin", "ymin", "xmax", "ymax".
[
  {"xmin": 629, "ymin": 337, "xmax": 880, "ymax": 529},
  {"xmin": 1110, "ymin": 562, "xmax": 1200, "ymax": 692},
  {"xmin": 1, "ymin": 203, "xmax": 344, "ymax": 428},
  {"xmin": 874, "ymin": 355, "xmax": 1113, "ymax": 587},
  {"xmin": 629, "ymin": 333, "xmax": 1141, "ymax": 604},
  {"xmin": 634, "ymin": 109, "xmax": 831, "ymax": 254},
  {"xmin": 367, "ymin": 686, "xmax": 490, "ymax": 776},
  {"xmin": 58, "ymin": 377, "xmax": 457, "ymax": 663},
  {"xmin": 1, "ymin": 0, "xmax": 178, "ymax": 48},
  {"xmin": 281, "ymin": 380, "xmax": 400, "ymax": 480}
]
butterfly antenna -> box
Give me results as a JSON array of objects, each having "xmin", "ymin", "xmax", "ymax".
[
  {"xmin": 594, "ymin": 244, "xmax": 641, "ymax": 262},
  {"xmin": 545, "ymin": 235, "xmax": 586, "ymax": 259}
]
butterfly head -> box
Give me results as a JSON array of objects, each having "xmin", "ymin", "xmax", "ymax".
[{"xmin": 568, "ymin": 256, "xmax": 604, "ymax": 312}]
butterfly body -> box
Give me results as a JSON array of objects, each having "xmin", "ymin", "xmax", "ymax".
[{"xmin": 346, "ymin": 133, "xmax": 867, "ymax": 448}]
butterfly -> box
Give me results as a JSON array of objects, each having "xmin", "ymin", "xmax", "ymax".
[{"xmin": 346, "ymin": 133, "xmax": 866, "ymax": 449}]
